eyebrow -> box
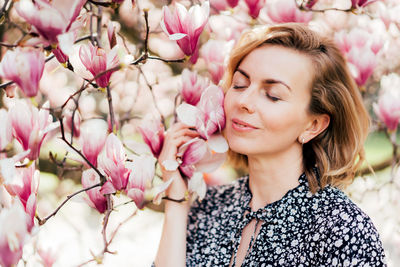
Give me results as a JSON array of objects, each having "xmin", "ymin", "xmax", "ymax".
[{"xmin": 236, "ymin": 68, "xmax": 292, "ymax": 91}]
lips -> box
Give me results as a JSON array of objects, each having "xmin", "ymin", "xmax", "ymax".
[{"xmin": 231, "ymin": 118, "xmax": 258, "ymax": 131}]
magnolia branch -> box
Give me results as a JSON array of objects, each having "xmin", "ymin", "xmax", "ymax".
[
  {"xmin": 36, "ymin": 182, "xmax": 101, "ymax": 225},
  {"xmin": 131, "ymin": 10, "xmax": 185, "ymax": 65},
  {"xmin": 102, "ymin": 195, "xmax": 114, "ymax": 254},
  {"xmin": 59, "ymin": 118, "xmax": 106, "ymax": 182},
  {"xmin": 60, "ymin": 65, "xmax": 121, "ymax": 109},
  {"xmin": 138, "ymin": 67, "xmax": 166, "ymax": 127},
  {"xmin": 106, "ymin": 85, "xmax": 116, "ymax": 133}
]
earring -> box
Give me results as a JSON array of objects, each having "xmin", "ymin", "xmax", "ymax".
[{"xmin": 299, "ymin": 137, "xmax": 305, "ymax": 144}]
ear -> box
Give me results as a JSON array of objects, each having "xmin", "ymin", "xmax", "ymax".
[{"xmin": 299, "ymin": 114, "xmax": 330, "ymax": 144}]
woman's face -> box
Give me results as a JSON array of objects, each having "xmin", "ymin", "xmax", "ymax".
[{"xmin": 224, "ymin": 45, "xmax": 315, "ymax": 159}]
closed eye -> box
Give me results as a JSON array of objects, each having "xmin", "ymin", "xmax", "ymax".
[{"xmin": 233, "ymin": 85, "xmax": 247, "ymax": 89}]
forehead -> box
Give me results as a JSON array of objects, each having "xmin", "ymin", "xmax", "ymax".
[{"xmin": 237, "ymin": 45, "xmax": 314, "ymax": 90}]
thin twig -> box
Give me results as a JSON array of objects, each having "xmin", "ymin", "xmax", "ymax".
[
  {"xmin": 36, "ymin": 183, "xmax": 101, "ymax": 225},
  {"xmin": 88, "ymin": 0, "xmax": 113, "ymax": 7},
  {"xmin": 59, "ymin": 118, "xmax": 106, "ymax": 181},
  {"xmin": 147, "ymin": 55, "xmax": 185, "ymax": 63},
  {"xmin": 60, "ymin": 65, "xmax": 121, "ymax": 109},
  {"xmin": 137, "ymin": 67, "xmax": 166, "ymax": 127},
  {"xmin": 0, "ymin": 42, "xmax": 18, "ymax": 48},
  {"xmin": 106, "ymin": 85, "xmax": 116, "ymax": 133},
  {"xmin": 102, "ymin": 195, "xmax": 114, "ymax": 254},
  {"xmin": 0, "ymin": 0, "xmax": 10, "ymax": 18}
]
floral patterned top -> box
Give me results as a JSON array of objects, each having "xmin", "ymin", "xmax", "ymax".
[{"xmin": 185, "ymin": 174, "xmax": 387, "ymax": 266}]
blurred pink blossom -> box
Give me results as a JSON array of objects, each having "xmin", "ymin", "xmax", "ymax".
[
  {"xmin": 201, "ymin": 40, "xmax": 233, "ymax": 85},
  {"xmin": 0, "ymin": 109, "xmax": 12, "ymax": 151},
  {"xmin": 351, "ymin": 0, "xmax": 379, "ymax": 8},
  {"xmin": 347, "ymin": 47, "xmax": 377, "ymax": 86},
  {"xmin": 0, "ymin": 200, "xmax": 29, "ymax": 267},
  {"xmin": 210, "ymin": 0, "xmax": 229, "ymax": 12},
  {"xmin": 138, "ymin": 119, "xmax": 165, "ymax": 158},
  {"xmin": 38, "ymin": 248, "xmax": 57, "ymax": 267},
  {"xmin": 99, "ymin": 133, "xmax": 130, "ymax": 194},
  {"xmin": 335, "ymin": 29, "xmax": 370, "ymax": 55},
  {"xmin": 4, "ymin": 165, "xmax": 39, "ymax": 232},
  {"xmin": 373, "ymin": 74, "xmax": 400, "ymax": 132},
  {"xmin": 9, "ymin": 101, "xmax": 58, "ymax": 161},
  {"xmin": 266, "ymin": 0, "xmax": 313, "ymax": 23},
  {"xmin": 63, "ymin": 109, "xmax": 81, "ymax": 138},
  {"xmin": 160, "ymin": 1, "xmax": 209, "ymax": 57},
  {"xmin": 126, "ymin": 154, "xmax": 156, "ymax": 209},
  {"xmin": 79, "ymin": 43, "xmax": 119, "ymax": 88},
  {"xmin": 0, "ymin": 47, "xmax": 45, "ymax": 97},
  {"xmin": 80, "ymin": 119, "xmax": 108, "ymax": 167},
  {"xmin": 81, "ymin": 169, "xmax": 107, "ymax": 213},
  {"xmin": 180, "ymin": 69, "xmax": 209, "ymax": 105},
  {"xmin": 244, "ymin": 0, "xmax": 265, "ymax": 19}
]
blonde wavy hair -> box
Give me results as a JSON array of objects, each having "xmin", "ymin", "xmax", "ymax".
[{"xmin": 221, "ymin": 23, "xmax": 370, "ymax": 193}]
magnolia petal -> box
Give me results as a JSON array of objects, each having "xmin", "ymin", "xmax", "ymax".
[
  {"xmin": 126, "ymin": 188, "xmax": 145, "ymax": 209},
  {"xmin": 207, "ymin": 134, "xmax": 228, "ymax": 153},
  {"xmin": 169, "ymin": 33, "xmax": 187, "ymax": 41},
  {"xmin": 161, "ymin": 159, "xmax": 179, "ymax": 171},
  {"xmin": 100, "ymin": 181, "xmax": 116, "ymax": 195},
  {"xmin": 57, "ymin": 31, "xmax": 75, "ymax": 56},
  {"xmin": 0, "ymin": 158, "xmax": 15, "ymax": 184},
  {"xmin": 195, "ymin": 151, "xmax": 226, "ymax": 173},
  {"xmin": 176, "ymin": 103, "xmax": 198, "ymax": 126},
  {"xmin": 188, "ymin": 172, "xmax": 206, "ymax": 200},
  {"xmin": 151, "ymin": 178, "xmax": 174, "ymax": 205}
]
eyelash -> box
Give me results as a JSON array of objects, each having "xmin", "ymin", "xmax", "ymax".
[{"xmin": 232, "ymin": 85, "xmax": 280, "ymax": 102}]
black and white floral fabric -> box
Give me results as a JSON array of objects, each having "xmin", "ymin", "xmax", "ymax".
[{"xmin": 186, "ymin": 174, "xmax": 387, "ymax": 266}]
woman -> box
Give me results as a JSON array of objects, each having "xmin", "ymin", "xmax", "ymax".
[{"xmin": 154, "ymin": 23, "xmax": 386, "ymax": 266}]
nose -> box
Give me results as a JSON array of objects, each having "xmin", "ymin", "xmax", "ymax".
[{"xmin": 237, "ymin": 85, "xmax": 256, "ymax": 114}]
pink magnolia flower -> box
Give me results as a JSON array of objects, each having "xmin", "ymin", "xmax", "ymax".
[
  {"xmin": 351, "ymin": 0, "xmax": 379, "ymax": 8},
  {"xmin": 99, "ymin": 133, "xmax": 130, "ymax": 194},
  {"xmin": 80, "ymin": 119, "xmax": 108, "ymax": 167},
  {"xmin": 4, "ymin": 165, "xmax": 39, "ymax": 232},
  {"xmin": 177, "ymin": 84, "xmax": 225, "ymax": 140},
  {"xmin": 177, "ymin": 136, "xmax": 227, "ymax": 179},
  {"xmin": 81, "ymin": 169, "xmax": 107, "ymax": 213},
  {"xmin": 373, "ymin": 74, "xmax": 400, "ymax": 132},
  {"xmin": 210, "ymin": 0, "xmax": 229, "ymax": 12},
  {"xmin": 266, "ymin": 0, "xmax": 313, "ymax": 23},
  {"xmin": 0, "ymin": 200, "xmax": 29, "ymax": 267},
  {"xmin": 125, "ymin": 154, "xmax": 156, "ymax": 209},
  {"xmin": 244, "ymin": 0, "xmax": 265, "ymax": 19},
  {"xmin": 334, "ymin": 29, "xmax": 370, "ymax": 55},
  {"xmin": 180, "ymin": 69, "xmax": 209, "ymax": 105},
  {"xmin": 160, "ymin": 1, "xmax": 209, "ymax": 57},
  {"xmin": 15, "ymin": 0, "xmax": 86, "ymax": 44},
  {"xmin": 9, "ymin": 101, "xmax": 58, "ymax": 161},
  {"xmin": 138, "ymin": 119, "xmax": 165, "ymax": 158},
  {"xmin": 201, "ymin": 40, "xmax": 233, "ymax": 85},
  {"xmin": 0, "ymin": 109, "xmax": 12, "ymax": 151},
  {"xmin": 79, "ymin": 43, "xmax": 119, "ymax": 88},
  {"xmin": 0, "ymin": 47, "xmax": 45, "ymax": 97},
  {"xmin": 38, "ymin": 248, "xmax": 57, "ymax": 267},
  {"xmin": 63, "ymin": 109, "xmax": 81, "ymax": 138},
  {"xmin": 347, "ymin": 47, "xmax": 377, "ymax": 87}
]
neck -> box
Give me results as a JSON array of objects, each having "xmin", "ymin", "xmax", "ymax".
[{"xmin": 247, "ymin": 146, "xmax": 304, "ymax": 211}]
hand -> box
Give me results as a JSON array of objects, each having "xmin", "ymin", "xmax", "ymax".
[{"xmin": 158, "ymin": 122, "xmax": 199, "ymax": 200}]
